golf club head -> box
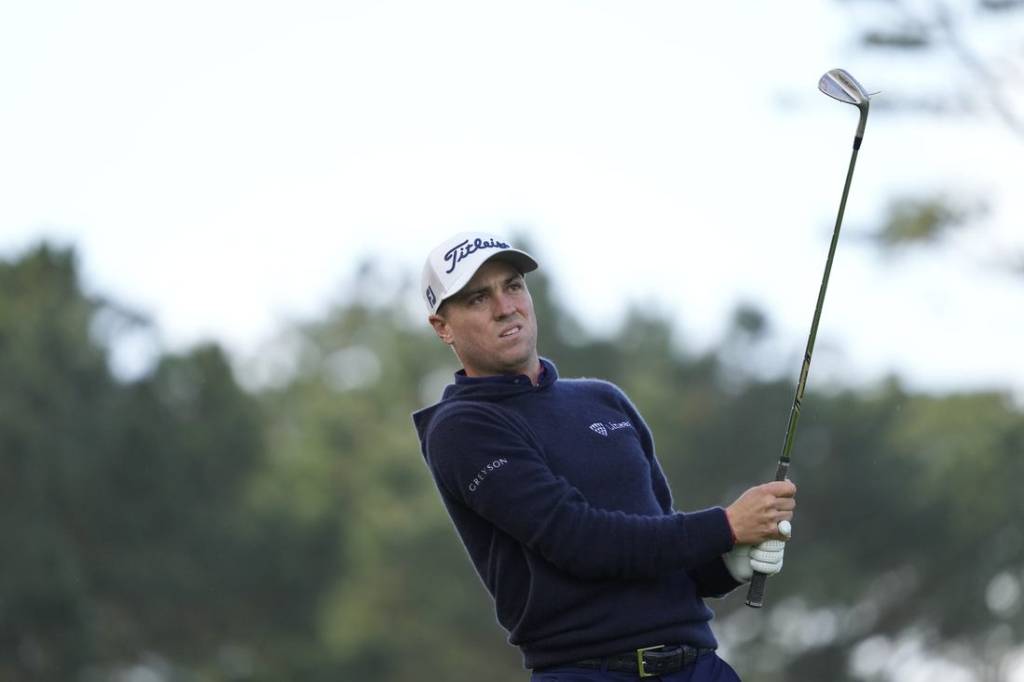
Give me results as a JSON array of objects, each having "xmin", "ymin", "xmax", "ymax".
[
  {"xmin": 819, "ymin": 68, "xmax": 872, "ymax": 142},
  {"xmin": 818, "ymin": 69, "xmax": 870, "ymax": 107}
]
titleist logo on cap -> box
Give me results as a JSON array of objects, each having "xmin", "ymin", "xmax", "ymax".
[{"xmin": 444, "ymin": 238, "xmax": 510, "ymax": 274}]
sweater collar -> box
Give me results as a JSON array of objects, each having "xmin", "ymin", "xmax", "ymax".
[
  {"xmin": 412, "ymin": 358, "xmax": 559, "ymax": 438},
  {"xmin": 453, "ymin": 357, "xmax": 558, "ymax": 388}
]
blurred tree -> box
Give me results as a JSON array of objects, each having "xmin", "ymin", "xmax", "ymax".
[
  {"xmin": 873, "ymin": 194, "xmax": 989, "ymax": 249},
  {"xmin": 5, "ymin": 241, "xmax": 1024, "ymax": 681},
  {"xmin": 850, "ymin": 0, "xmax": 1024, "ymax": 135},
  {"xmin": 835, "ymin": 0, "xmax": 1024, "ymax": 271},
  {"xmin": 0, "ymin": 245, "xmax": 342, "ymax": 681}
]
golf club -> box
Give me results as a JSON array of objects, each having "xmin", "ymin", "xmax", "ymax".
[{"xmin": 745, "ymin": 68, "xmax": 874, "ymax": 609}]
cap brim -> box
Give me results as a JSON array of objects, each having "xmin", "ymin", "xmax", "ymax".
[
  {"xmin": 435, "ymin": 249, "xmax": 539, "ymax": 311},
  {"xmin": 488, "ymin": 250, "xmax": 538, "ymax": 275}
]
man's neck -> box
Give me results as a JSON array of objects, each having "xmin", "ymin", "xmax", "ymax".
[{"xmin": 463, "ymin": 357, "xmax": 543, "ymax": 385}]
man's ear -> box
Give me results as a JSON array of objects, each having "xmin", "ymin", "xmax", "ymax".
[{"xmin": 429, "ymin": 314, "xmax": 453, "ymax": 345}]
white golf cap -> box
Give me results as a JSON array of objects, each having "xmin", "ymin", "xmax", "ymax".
[{"xmin": 421, "ymin": 232, "xmax": 538, "ymax": 314}]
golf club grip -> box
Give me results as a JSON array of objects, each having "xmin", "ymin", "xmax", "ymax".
[
  {"xmin": 749, "ymin": 432, "xmax": 794, "ymax": 602},
  {"xmin": 746, "ymin": 572, "xmax": 768, "ymax": 608}
]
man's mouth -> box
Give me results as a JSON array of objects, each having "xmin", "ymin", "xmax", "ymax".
[{"xmin": 499, "ymin": 325, "xmax": 522, "ymax": 338}]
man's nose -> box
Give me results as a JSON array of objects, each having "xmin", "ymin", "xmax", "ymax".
[{"xmin": 492, "ymin": 291, "xmax": 517, "ymax": 318}]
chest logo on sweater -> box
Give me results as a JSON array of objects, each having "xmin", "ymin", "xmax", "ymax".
[{"xmin": 588, "ymin": 420, "xmax": 633, "ymax": 437}]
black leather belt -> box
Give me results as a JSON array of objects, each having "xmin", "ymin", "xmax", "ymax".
[{"xmin": 570, "ymin": 644, "xmax": 715, "ymax": 678}]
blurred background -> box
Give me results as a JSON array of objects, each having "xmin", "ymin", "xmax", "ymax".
[{"xmin": 2, "ymin": 1, "xmax": 1023, "ymax": 680}]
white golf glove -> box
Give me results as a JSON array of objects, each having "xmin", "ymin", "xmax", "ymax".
[{"xmin": 723, "ymin": 521, "xmax": 791, "ymax": 583}]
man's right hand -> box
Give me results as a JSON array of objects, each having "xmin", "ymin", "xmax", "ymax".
[{"xmin": 725, "ymin": 480, "xmax": 796, "ymax": 545}]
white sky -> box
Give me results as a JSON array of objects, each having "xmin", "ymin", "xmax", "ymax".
[{"xmin": 2, "ymin": 1, "xmax": 1022, "ymax": 398}]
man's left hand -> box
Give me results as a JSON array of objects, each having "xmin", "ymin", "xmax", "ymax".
[{"xmin": 723, "ymin": 522, "xmax": 791, "ymax": 583}]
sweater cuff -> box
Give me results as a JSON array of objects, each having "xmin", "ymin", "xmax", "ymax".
[
  {"xmin": 725, "ymin": 509, "xmax": 738, "ymax": 544},
  {"xmin": 679, "ymin": 506, "xmax": 735, "ymax": 563}
]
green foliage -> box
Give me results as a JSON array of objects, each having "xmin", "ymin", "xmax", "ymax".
[
  {"xmin": 851, "ymin": 0, "xmax": 1024, "ymax": 135},
  {"xmin": 847, "ymin": 0, "xmax": 1024, "ymax": 279},
  {"xmin": 873, "ymin": 195, "xmax": 987, "ymax": 249},
  {"xmin": 862, "ymin": 26, "xmax": 931, "ymax": 50},
  {"xmin": 0, "ymin": 245, "xmax": 342, "ymax": 681},
  {"xmin": 3, "ymin": 244, "xmax": 1024, "ymax": 680}
]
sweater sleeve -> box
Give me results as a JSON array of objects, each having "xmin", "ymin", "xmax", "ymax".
[
  {"xmin": 688, "ymin": 558, "xmax": 742, "ymax": 598},
  {"xmin": 610, "ymin": 386, "xmax": 741, "ymax": 597},
  {"xmin": 425, "ymin": 404, "xmax": 733, "ymax": 581}
]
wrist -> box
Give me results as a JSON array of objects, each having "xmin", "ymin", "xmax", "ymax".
[{"xmin": 723, "ymin": 506, "xmax": 738, "ymax": 546}]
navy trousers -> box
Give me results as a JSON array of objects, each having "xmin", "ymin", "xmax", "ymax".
[{"xmin": 530, "ymin": 652, "xmax": 741, "ymax": 682}]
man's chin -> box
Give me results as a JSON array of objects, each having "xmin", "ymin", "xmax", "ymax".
[
  {"xmin": 481, "ymin": 345, "xmax": 533, "ymax": 372},
  {"xmin": 460, "ymin": 339, "xmax": 539, "ymax": 377}
]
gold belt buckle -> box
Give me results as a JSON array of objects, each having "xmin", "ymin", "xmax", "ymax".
[{"xmin": 636, "ymin": 644, "xmax": 665, "ymax": 678}]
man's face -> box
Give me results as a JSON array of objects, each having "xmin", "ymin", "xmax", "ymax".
[{"xmin": 429, "ymin": 259, "xmax": 540, "ymax": 378}]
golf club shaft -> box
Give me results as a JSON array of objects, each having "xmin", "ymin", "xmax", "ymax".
[{"xmin": 745, "ymin": 122, "xmax": 865, "ymax": 608}]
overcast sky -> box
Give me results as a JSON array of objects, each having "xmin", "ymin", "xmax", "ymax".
[{"xmin": 2, "ymin": 1, "xmax": 1021, "ymax": 398}]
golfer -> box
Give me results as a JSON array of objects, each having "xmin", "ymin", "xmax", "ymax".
[{"xmin": 412, "ymin": 232, "xmax": 796, "ymax": 681}]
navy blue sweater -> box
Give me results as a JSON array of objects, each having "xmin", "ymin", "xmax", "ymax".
[{"xmin": 412, "ymin": 358, "xmax": 739, "ymax": 670}]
